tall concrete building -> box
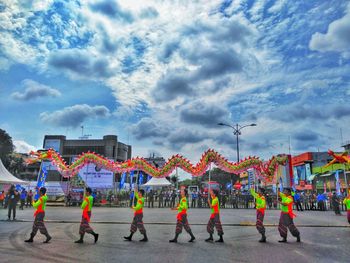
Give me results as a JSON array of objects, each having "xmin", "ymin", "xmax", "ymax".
[
  {"xmin": 43, "ymin": 135, "xmax": 132, "ymax": 163},
  {"xmin": 42, "ymin": 135, "xmax": 132, "ymax": 181}
]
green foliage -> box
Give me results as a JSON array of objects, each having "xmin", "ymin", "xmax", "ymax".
[{"xmin": 0, "ymin": 128, "xmax": 15, "ymax": 168}]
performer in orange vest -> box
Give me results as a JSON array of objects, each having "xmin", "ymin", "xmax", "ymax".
[
  {"xmin": 25, "ymin": 187, "xmax": 51, "ymax": 243},
  {"xmin": 75, "ymin": 187, "xmax": 99, "ymax": 244},
  {"xmin": 251, "ymin": 187, "xmax": 267, "ymax": 242},
  {"xmin": 278, "ymin": 188, "xmax": 300, "ymax": 243},
  {"xmin": 205, "ymin": 189, "xmax": 224, "ymax": 242},
  {"xmin": 169, "ymin": 188, "xmax": 195, "ymax": 243},
  {"xmin": 124, "ymin": 187, "xmax": 148, "ymax": 242}
]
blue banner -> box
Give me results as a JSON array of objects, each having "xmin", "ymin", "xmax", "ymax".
[
  {"xmin": 279, "ymin": 176, "xmax": 283, "ymax": 192},
  {"xmin": 138, "ymin": 171, "xmax": 143, "ymax": 185},
  {"xmin": 35, "ymin": 166, "xmax": 48, "ymax": 200},
  {"xmin": 120, "ymin": 172, "xmax": 126, "ymax": 189},
  {"xmin": 226, "ymin": 183, "xmax": 232, "ymax": 190},
  {"xmin": 130, "ymin": 171, "xmax": 134, "ymax": 189},
  {"xmin": 335, "ymin": 170, "xmax": 341, "ymax": 195}
]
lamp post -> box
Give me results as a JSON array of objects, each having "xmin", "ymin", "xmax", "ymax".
[
  {"xmin": 218, "ymin": 122, "xmax": 257, "ymax": 194},
  {"xmin": 217, "ymin": 123, "xmax": 257, "ymax": 162}
]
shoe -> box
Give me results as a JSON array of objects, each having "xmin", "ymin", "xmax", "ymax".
[
  {"xmin": 74, "ymin": 239, "xmax": 83, "ymax": 243},
  {"xmin": 169, "ymin": 238, "xmax": 177, "ymax": 243},
  {"xmin": 24, "ymin": 238, "xmax": 33, "ymax": 243},
  {"xmin": 205, "ymin": 237, "xmax": 213, "ymax": 242},
  {"xmin": 296, "ymin": 236, "xmax": 301, "ymax": 242},
  {"xmin": 139, "ymin": 234, "xmax": 148, "ymax": 242},
  {"xmin": 124, "ymin": 236, "xmax": 132, "ymax": 241},
  {"xmin": 278, "ymin": 238, "xmax": 287, "ymax": 243},
  {"xmin": 43, "ymin": 236, "xmax": 51, "ymax": 243},
  {"xmin": 259, "ymin": 234, "xmax": 266, "ymax": 243},
  {"xmin": 188, "ymin": 236, "xmax": 195, "ymax": 242},
  {"xmin": 215, "ymin": 235, "xmax": 224, "ymax": 243},
  {"xmin": 94, "ymin": 233, "xmax": 99, "ymax": 243}
]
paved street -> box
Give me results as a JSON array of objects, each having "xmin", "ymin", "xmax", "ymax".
[{"xmin": 0, "ymin": 207, "xmax": 349, "ymax": 263}]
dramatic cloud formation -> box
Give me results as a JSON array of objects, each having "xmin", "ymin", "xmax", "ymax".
[
  {"xmin": 11, "ymin": 79, "xmax": 61, "ymax": 101},
  {"xmin": 40, "ymin": 104, "xmax": 110, "ymax": 128},
  {"xmin": 0, "ymin": 0, "xmax": 349, "ymax": 162}
]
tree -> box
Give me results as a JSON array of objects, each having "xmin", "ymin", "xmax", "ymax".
[
  {"xmin": 0, "ymin": 128, "xmax": 14, "ymax": 167},
  {"xmin": 201, "ymin": 168, "xmax": 239, "ymax": 189}
]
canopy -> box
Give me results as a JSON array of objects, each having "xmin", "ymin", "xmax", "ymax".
[
  {"xmin": 0, "ymin": 158, "xmax": 29, "ymax": 184},
  {"xmin": 142, "ymin": 177, "xmax": 171, "ymax": 187}
]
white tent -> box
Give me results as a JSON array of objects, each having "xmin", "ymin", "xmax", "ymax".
[
  {"xmin": 142, "ymin": 177, "xmax": 171, "ymax": 187},
  {"xmin": 0, "ymin": 158, "xmax": 29, "ymax": 184}
]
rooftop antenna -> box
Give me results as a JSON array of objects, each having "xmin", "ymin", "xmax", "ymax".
[{"xmin": 79, "ymin": 125, "xmax": 92, "ymax": 140}]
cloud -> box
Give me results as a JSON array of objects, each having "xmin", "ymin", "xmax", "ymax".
[
  {"xmin": 11, "ymin": 79, "xmax": 61, "ymax": 101},
  {"xmin": 89, "ymin": 0, "xmax": 134, "ymax": 23},
  {"xmin": 40, "ymin": 104, "xmax": 110, "ymax": 128},
  {"xmin": 13, "ymin": 140, "xmax": 36, "ymax": 153},
  {"xmin": 139, "ymin": 7, "xmax": 159, "ymax": 19},
  {"xmin": 152, "ymin": 69, "xmax": 194, "ymax": 102},
  {"xmin": 292, "ymin": 131, "xmax": 320, "ymax": 142},
  {"xmin": 309, "ymin": 4, "xmax": 350, "ymax": 54},
  {"xmin": 180, "ymin": 101, "xmax": 230, "ymax": 128},
  {"xmin": 167, "ymin": 128, "xmax": 208, "ymax": 149},
  {"xmin": 131, "ymin": 118, "xmax": 169, "ymax": 140},
  {"xmin": 48, "ymin": 49, "xmax": 114, "ymax": 79},
  {"xmin": 271, "ymin": 104, "xmax": 350, "ymax": 122}
]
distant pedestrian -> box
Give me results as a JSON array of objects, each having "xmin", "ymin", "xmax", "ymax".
[
  {"xmin": 0, "ymin": 190, "xmax": 5, "ymax": 207},
  {"xmin": 278, "ymin": 188, "xmax": 300, "ymax": 243},
  {"xmin": 124, "ymin": 187, "xmax": 148, "ymax": 242},
  {"xmin": 7, "ymin": 185, "xmax": 19, "ymax": 220},
  {"xmin": 26, "ymin": 190, "xmax": 33, "ymax": 208},
  {"xmin": 205, "ymin": 189, "xmax": 224, "ymax": 243},
  {"xmin": 75, "ymin": 187, "xmax": 99, "ymax": 244},
  {"xmin": 20, "ymin": 189, "xmax": 26, "ymax": 210},
  {"xmin": 251, "ymin": 188, "xmax": 266, "ymax": 242},
  {"xmin": 331, "ymin": 192, "xmax": 341, "ymax": 215},
  {"xmin": 293, "ymin": 192, "xmax": 303, "ymax": 211},
  {"xmin": 24, "ymin": 187, "xmax": 51, "ymax": 243},
  {"xmin": 169, "ymin": 188, "xmax": 195, "ymax": 243}
]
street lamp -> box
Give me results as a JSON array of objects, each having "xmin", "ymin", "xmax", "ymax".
[{"xmin": 217, "ymin": 123, "xmax": 257, "ymax": 162}]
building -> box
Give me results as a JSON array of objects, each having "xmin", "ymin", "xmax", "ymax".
[
  {"xmin": 144, "ymin": 153, "xmax": 166, "ymax": 169},
  {"xmin": 43, "ymin": 135, "xmax": 132, "ymax": 162},
  {"xmin": 342, "ymin": 141, "xmax": 350, "ymax": 152},
  {"xmin": 42, "ymin": 135, "xmax": 132, "ymax": 181},
  {"xmin": 292, "ymin": 152, "xmax": 349, "ymax": 192}
]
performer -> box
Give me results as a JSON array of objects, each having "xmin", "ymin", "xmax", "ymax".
[
  {"xmin": 278, "ymin": 188, "xmax": 300, "ymax": 243},
  {"xmin": 124, "ymin": 187, "xmax": 148, "ymax": 242},
  {"xmin": 205, "ymin": 189, "xmax": 224, "ymax": 242},
  {"xmin": 250, "ymin": 187, "xmax": 266, "ymax": 242},
  {"xmin": 169, "ymin": 188, "xmax": 195, "ymax": 243},
  {"xmin": 75, "ymin": 187, "xmax": 99, "ymax": 244},
  {"xmin": 25, "ymin": 187, "xmax": 51, "ymax": 243},
  {"xmin": 343, "ymin": 192, "xmax": 350, "ymax": 224}
]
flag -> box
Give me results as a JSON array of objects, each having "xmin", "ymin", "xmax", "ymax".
[
  {"xmin": 226, "ymin": 183, "xmax": 232, "ymax": 190},
  {"xmin": 147, "ymin": 175, "xmax": 152, "ymax": 182},
  {"xmin": 279, "ymin": 176, "xmax": 283, "ymax": 192},
  {"xmin": 35, "ymin": 165, "xmax": 48, "ymax": 200},
  {"xmin": 120, "ymin": 172, "xmax": 126, "ymax": 189},
  {"xmin": 130, "ymin": 171, "xmax": 134, "ymax": 189},
  {"xmin": 335, "ymin": 170, "xmax": 341, "ymax": 195},
  {"xmin": 138, "ymin": 171, "xmax": 143, "ymax": 185}
]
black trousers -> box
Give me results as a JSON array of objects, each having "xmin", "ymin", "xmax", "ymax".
[{"xmin": 8, "ymin": 201, "xmax": 16, "ymax": 219}]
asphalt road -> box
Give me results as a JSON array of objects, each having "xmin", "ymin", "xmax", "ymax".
[{"xmin": 0, "ymin": 207, "xmax": 349, "ymax": 263}]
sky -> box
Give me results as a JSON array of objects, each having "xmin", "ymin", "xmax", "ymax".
[{"xmin": 1, "ymin": 0, "xmax": 350, "ymax": 169}]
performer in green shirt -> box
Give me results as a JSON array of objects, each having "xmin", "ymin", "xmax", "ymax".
[
  {"xmin": 250, "ymin": 187, "xmax": 266, "ymax": 242},
  {"xmin": 205, "ymin": 189, "xmax": 224, "ymax": 242},
  {"xmin": 75, "ymin": 187, "xmax": 99, "ymax": 244},
  {"xmin": 278, "ymin": 188, "xmax": 300, "ymax": 243},
  {"xmin": 169, "ymin": 188, "xmax": 195, "ymax": 243},
  {"xmin": 343, "ymin": 192, "xmax": 350, "ymax": 224},
  {"xmin": 124, "ymin": 187, "xmax": 148, "ymax": 242},
  {"xmin": 25, "ymin": 187, "xmax": 51, "ymax": 243}
]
